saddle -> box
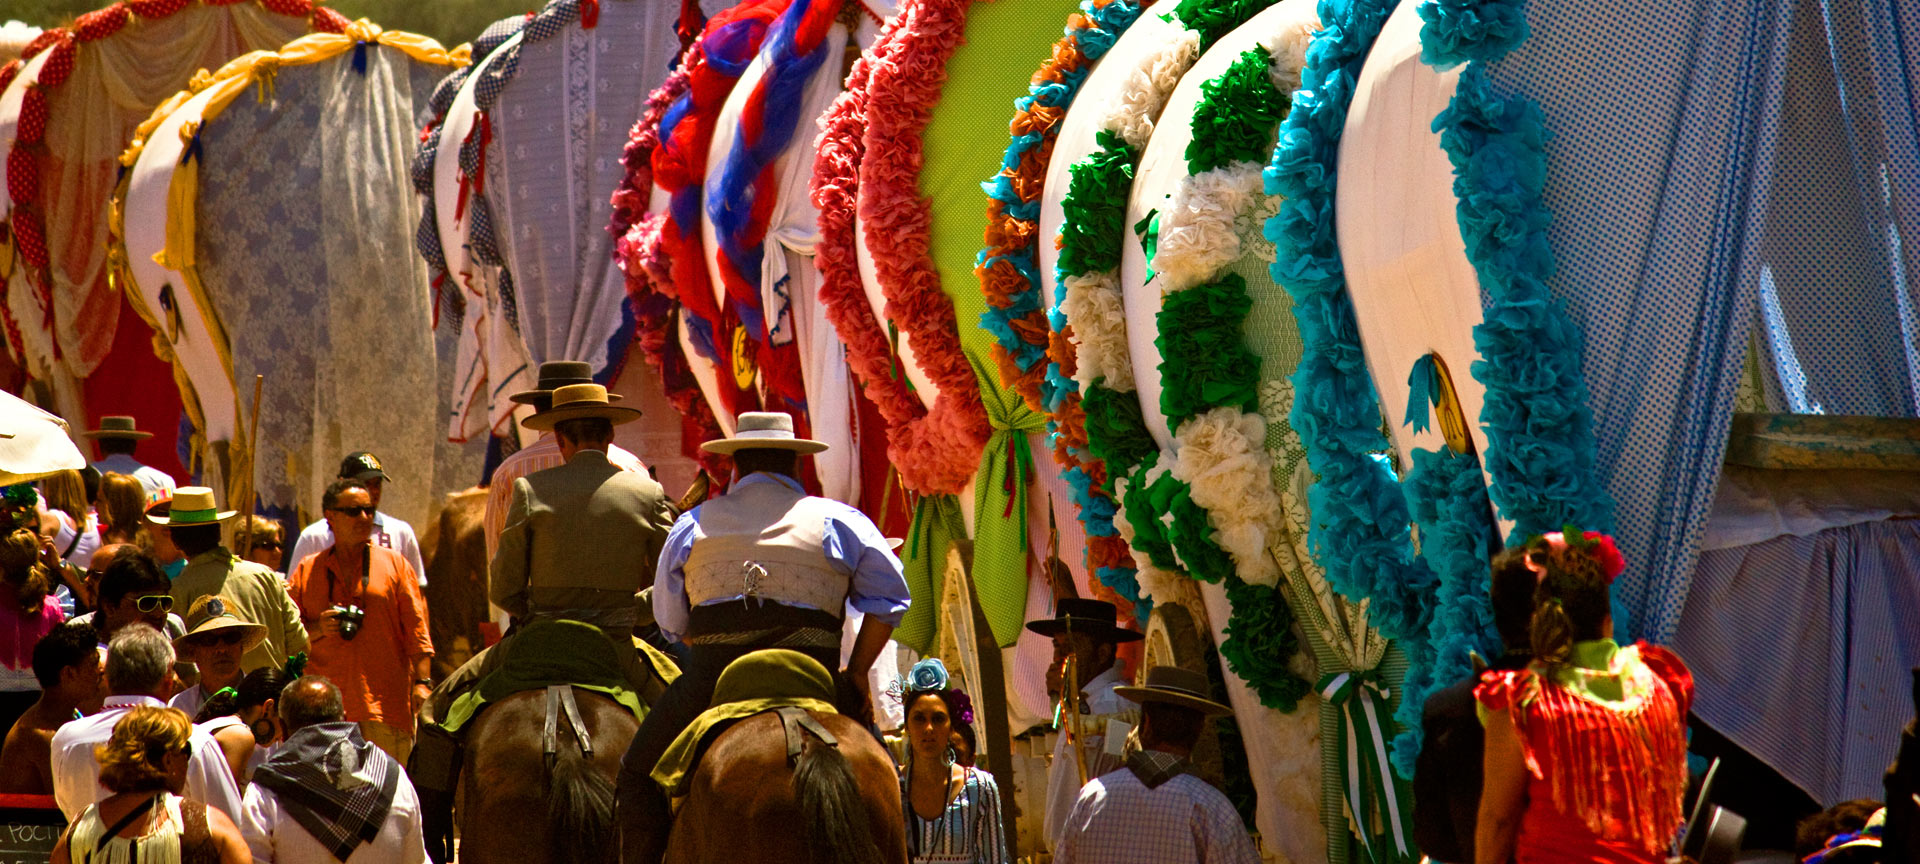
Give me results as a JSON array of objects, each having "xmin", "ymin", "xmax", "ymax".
[{"xmin": 653, "ymin": 649, "xmax": 843, "ymax": 798}]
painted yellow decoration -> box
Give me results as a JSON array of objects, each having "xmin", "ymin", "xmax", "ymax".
[
  {"xmin": 731, "ymin": 325, "xmax": 758, "ymax": 391},
  {"xmin": 1429, "ymin": 353, "xmax": 1473, "ymax": 455}
]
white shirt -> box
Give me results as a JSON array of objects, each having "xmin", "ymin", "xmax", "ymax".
[
  {"xmin": 50, "ymin": 694, "xmax": 245, "ymax": 821},
  {"xmin": 287, "ymin": 512, "xmax": 426, "ymax": 586},
  {"xmin": 239, "ymin": 767, "xmax": 427, "ymax": 864},
  {"xmin": 90, "ymin": 455, "xmax": 177, "ymax": 503},
  {"xmin": 170, "ymin": 683, "xmax": 212, "ymax": 721}
]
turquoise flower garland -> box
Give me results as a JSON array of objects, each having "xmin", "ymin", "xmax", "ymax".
[
  {"xmin": 1419, "ymin": 0, "xmax": 1617, "ymax": 552},
  {"xmin": 978, "ymin": 0, "xmax": 1151, "ymax": 620}
]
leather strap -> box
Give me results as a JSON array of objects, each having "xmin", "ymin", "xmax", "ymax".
[
  {"xmin": 559, "ymin": 685, "xmax": 593, "ymax": 759},
  {"xmin": 543, "ymin": 685, "xmax": 595, "ymax": 773},
  {"xmin": 773, "ymin": 706, "xmax": 837, "ymax": 767}
]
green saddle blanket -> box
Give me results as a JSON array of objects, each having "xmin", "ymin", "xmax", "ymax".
[
  {"xmin": 442, "ymin": 618, "xmax": 650, "ymax": 733},
  {"xmin": 652, "ymin": 649, "xmax": 839, "ymax": 796}
]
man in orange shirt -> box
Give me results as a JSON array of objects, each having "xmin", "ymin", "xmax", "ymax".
[{"xmin": 287, "ymin": 477, "xmax": 433, "ymax": 764}]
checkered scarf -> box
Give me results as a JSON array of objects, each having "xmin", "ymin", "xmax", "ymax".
[{"xmin": 251, "ymin": 722, "xmax": 400, "ymax": 860}]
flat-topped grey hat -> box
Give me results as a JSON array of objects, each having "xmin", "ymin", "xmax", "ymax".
[{"xmin": 700, "ymin": 412, "xmax": 828, "ymax": 455}]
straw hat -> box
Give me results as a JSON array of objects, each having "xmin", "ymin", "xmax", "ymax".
[
  {"xmin": 1114, "ymin": 666, "xmax": 1233, "ymax": 715},
  {"xmin": 172, "ymin": 595, "xmax": 267, "ymax": 654},
  {"xmin": 1023, "ymin": 598, "xmax": 1143, "ymax": 643},
  {"xmin": 145, "ymin": 486, "xmax": 237, "ymax": 526},
  {"xmin": 700, "ymin": 412, "xmax": 828, "ymax": 455},
  {"xmin": 508, "ymin": 361, "xmax": 622, "ymax": 406},
  {"xmin": 80, "ymin": 416, "xmax": 153, "ymax": 440},
  {"xmin": 520, "ymin": 383, "xmax": 643, "ymax": 431}
]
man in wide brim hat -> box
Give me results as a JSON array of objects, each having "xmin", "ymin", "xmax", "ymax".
[
  {"xmin": 79, "ymin": 416, "xmax": 154, "ymax": 440},
  {"xmin": 1025, "ymin": 597, "xmax": 1146, "ymax": 644},
  {"xmin": 168, "ymin": 594, "xmax": 269, "ymax": 720},
  {"xmin": 1030, "ymin": 597, "xmax": 1143, "ymax": 852},
  {"xmin": 144, "ymin": 486, "xmax": 237, "ymax": 526},
  {"xmin": 1113, "ymin": 665, "xmax": 1232, "ymax": 715},
  {"xmin": 697, "ymin": 411, "xmax": 828, "ymax": 455},
  {"xmin": 505, "ymin": 360, "xmax": 620, "ymax": 408},
  {"xmin": 520, "ymin": 383, "xmax": 643, "ymax": 432}
]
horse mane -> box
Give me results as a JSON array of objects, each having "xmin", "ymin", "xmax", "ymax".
[{"xmin": 792, "ymin": 733, "xmax": 884, "ymax": 864}]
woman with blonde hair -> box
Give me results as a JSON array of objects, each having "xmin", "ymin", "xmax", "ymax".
[
  {"xmin": 1474, "ymin": 531, "xmax": 1693, "ymax": 864},
  {"xmin": 0, "ymin": 525, "xmax": 63, "ymax": 730},
  {"xmin": 237, "ymin": 515, "xmax": 284, "ymax": 572},
  {"xmin": 51, "ymin": 705, "xmax": 249, "ymax": 864},
  {"xmin": 97, "ymin": 473, "xmax": 148, "ymax": 548}
]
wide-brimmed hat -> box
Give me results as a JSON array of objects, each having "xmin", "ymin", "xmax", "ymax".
[
  {"xmin": 1114, "ymin": 666, "xmax": 1233, "ymax": 715},
  {"xmin": 145, "ymin": 486, "xmax": 237, "ymax": 526},
  {"xmin": 80, "ymin": 416, "xmax": 153, "ymax": 440},
  {"xmin": 521, "ymin": 383, "xmax": 643, "ymax": 431},
  {"xmin": 337, "ymin": 451, "xmax": 391, "ymax": 483},
  {"xmin": 700, "ymin": 412, "xmax": 828, "ymax": 455},
  {"xmin": 508, "ymin": 361, "xmax": 623, "ymax": 406},
  {"xmin": 172, "ymin": 595, "xmax": 267, "ymax": 653},
  {"xmin": 1023, "ymin": 598, "xmax": 1143, "ymax": 643}
]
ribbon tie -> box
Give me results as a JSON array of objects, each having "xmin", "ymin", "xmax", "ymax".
[{"xmin": 1316, "ymin": 669, "xmax": 1415, "ymax": 864}]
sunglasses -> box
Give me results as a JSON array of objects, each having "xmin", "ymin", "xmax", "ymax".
[
  {"xmin": 134, "ymin": 595, "xmax": 174, "ymax": 613},
  {"xmin": 253, "ymin": 540, "xmax": 283, "ymax": 551},
  {"xmin": 327, "ymin": 506, "xmax": 377, "ymax": 518}
]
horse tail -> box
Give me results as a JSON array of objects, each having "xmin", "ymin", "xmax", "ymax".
[
  {"xmin": 547, "ymin": 747, "xmax": 617, "ymax": 863},
  {"xmin": 793, "ymin": 734, "xmax": 883, "ymax": 864}
]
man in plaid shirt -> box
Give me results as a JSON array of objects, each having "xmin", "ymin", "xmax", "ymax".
[{"xmin": 1053, "ymin": 666, "xmax": 1259, "ymax": 864}]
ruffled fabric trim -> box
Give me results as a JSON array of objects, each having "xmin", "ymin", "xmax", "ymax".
[
  {"xmin": 608, "ymin": 57, "xmax": 727, "ymax": 475},
  {"xmin": 827, "ymin": 0, "xmax": 990, "ymax": 496},
  {"xmin": 1105, "ymin": 30, "xmax": 1200, "ymax": 151},
  {"xmin": 1170, "ymin": 406, "xmax": 1282, "ymax": 586},
  {"xmin": 1150, "ymin": 159, "xmax": 1266, "ymax": 293},
  {"xmin": 1061, "ymin": 269, "xmax": 1133, "ymax": 393}
]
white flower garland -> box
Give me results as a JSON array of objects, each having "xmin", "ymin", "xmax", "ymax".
[{"xmin": 1153, "ymin": 25, "xmax": 1316, "ymax": 590}]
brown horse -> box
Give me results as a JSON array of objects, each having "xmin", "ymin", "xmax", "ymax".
[
  {"xmin": 458, "ymin": 687, "xmax": 638, "ymax": 864},
  {"xmin": 666, "ymin": 711, "xmax": 906, "ymax": 864},
  {"xmin": 420, "ymin": 486, "xmax": 489, "ymax": 677}
]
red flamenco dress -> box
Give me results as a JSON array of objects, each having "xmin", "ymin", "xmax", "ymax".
[{"xmin": 1475, "ymin": 641, "xmax": 1695, "ymax": 864}]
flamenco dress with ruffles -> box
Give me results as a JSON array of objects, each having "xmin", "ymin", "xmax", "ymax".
[{"xmin": 1475, "ymin": 640, "xmax": 1694, "ymax": 864}]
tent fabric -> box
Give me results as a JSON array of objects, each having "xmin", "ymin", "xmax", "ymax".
[
  {"xmin": 1483, "ymin": 0, "xmax": 1920, "ymax": 644},
  {"xmin": 4, "ymin": 2, "xmax": 330, "ymax": 380},
  {"xmin": 1674, "ymin": 519, "xmax": 1920, "ymax": 805},
  {"xmin": 185, "ymin": 43, "xmax": 467, "ymax": 530},
  {"xmin": 484, "ymin": 0, "xmax": 685, "ymax": 383}
]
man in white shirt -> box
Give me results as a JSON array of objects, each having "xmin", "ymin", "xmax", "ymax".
[
  {"xmin": 49, "ymin": 623, "xmax": 245, "ymax": 820},
  {"xmin": 241, "ymin": 676, "xmax": 426, "ymax": 864},
  {"xmin": 82, "ymin": 416, "xmax": 177, "ymax": 502},
  {"xmin": 287, "ymin": 451, "xmax": 426, "ymax": 585}
]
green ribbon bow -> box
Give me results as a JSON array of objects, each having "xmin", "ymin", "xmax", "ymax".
[
  {"xmin": 1316, "ymin": 669, "xmax": 1416, "ymax": 864},
  {"xmin": 968, "ymin": 352, "xmax": 1046, "ymax": 647}
]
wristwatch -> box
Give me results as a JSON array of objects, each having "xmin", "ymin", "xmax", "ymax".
[{"xmin": 413, "ymin": 679, "xmax": 433, "ymax": 687}]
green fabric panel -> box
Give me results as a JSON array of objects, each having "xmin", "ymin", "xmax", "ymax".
[
  {"xmin": 969, "ymin": 353, "xmax": 1047, "ymax": 647},
  {"xmin": 895, "ymin": 493, "xmax": 968, "ymax": 653},
  {"xmin": 916, "ymin": 0, "xmax": 1075, "ymax": 647},
  {"xmin": 654, "ymin": 650, "xmax": 839, "ymax": 793}
]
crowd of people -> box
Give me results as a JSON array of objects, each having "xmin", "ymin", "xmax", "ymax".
[{"xmin": 0, "ymin": 359, "xmax": 1822, "ymax": 864}]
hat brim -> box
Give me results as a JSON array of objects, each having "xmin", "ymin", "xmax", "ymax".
[
  {"xmin": 508, "ymin": 389, "xmax": 623, "ymax": 405},
  {"xmin": 172, "ymin": 620, "xmax": 269, "ymax": 653},
  {"xmin": 345, "ymin": 470, "xmax": 392, "ymax": 483},
  {"xmin": 1023, "ymin": 617, "xmax": 1145, "ymax": 642},
  {"xmin": 1113, "ymin": 685, "xmax": 1233, "ymax": 715},
  {"xmin": 521, "ymin": 404, "xmax": 644, "ymax": 431},
  {"xmin": 146, "ymin": 509, "xmax": 239, "ymax": 526},
  {"xmin": 80, "ymin": 430, "xmax": 154, "ymax": 440},
  {"xmin": 700, "ymin": 437, "xmax": 830, "ymax": 455}
]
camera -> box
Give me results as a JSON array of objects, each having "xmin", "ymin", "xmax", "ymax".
[{"xmin": 330, "ymin": 604, "xmax": 366, "ymax": 641}]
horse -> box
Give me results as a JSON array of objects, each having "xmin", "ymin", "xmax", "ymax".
[
  {"xmin": 457, "ymin": 685, "xmax": 639, "ymax": 864},
  {"xmin": 666, "ymin": 710, "xmax": 907, "ymax": 864},
  {"xmin": 420, "ymin": 486, "xmax": 489, "ymax": 677}
]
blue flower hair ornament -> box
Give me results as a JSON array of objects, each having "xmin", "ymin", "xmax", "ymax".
[{"xmin": 890, "ymin": 658, "xmax": 975, "ymax": 726}]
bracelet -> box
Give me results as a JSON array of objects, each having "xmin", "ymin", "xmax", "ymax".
[{"xmin": 413, "ymin": 679, "xmax": 432, "ymax": 687}]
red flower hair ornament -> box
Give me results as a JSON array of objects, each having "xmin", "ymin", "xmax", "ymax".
[{"xmin": 1531, "ymin": 526, "xmax": 1626, "ymax": 584}]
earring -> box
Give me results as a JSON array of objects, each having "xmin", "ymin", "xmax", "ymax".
[{"xmin": 943, "ymin": 745, "xmax": 957, "ymax": 767}]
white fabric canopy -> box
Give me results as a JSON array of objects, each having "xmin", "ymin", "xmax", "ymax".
[{"xmin": 0, "ymin": 388, "xmax": 84, "ymax": 486}]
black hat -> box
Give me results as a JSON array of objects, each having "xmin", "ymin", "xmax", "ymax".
[
  {"xmin": 1024, "ymin": 598, "xmax": 1142, "ymax": 643},
  {"xmin": 508, "ymin": 361, "xmax": 623, "ymax": 407},
  {"xmin": 338, "ymin": 451, "xmax": 390, "ymax": 483}
]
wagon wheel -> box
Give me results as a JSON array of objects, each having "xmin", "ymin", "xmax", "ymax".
[{"xmin": 1141, "ymin": 601, "xmax": 1227, "ymax": 790}]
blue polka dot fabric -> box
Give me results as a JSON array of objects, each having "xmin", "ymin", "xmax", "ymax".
[{"xmin": 1482, "ymin": 0, "xmax": 1920, "ymax": 646}]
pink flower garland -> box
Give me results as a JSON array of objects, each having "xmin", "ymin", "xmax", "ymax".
[{"xmin": 809, "ymin": 0, "xmax": 991, "ymax": 497}]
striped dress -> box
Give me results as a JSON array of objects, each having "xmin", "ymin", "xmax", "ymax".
[{"xmin": 905, "ymin": 766, "xmax": 1009, "ymax": 864}]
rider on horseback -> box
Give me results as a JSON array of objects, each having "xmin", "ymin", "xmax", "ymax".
[
  {"xmin": 615, "ymin": 411, "xmax": 910, "ymax": 864},
  {"xmin": 411, "ymin": 383, "xmax": 680, "ymax": 861}
]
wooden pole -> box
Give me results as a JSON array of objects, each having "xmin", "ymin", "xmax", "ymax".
[{"xmin": 234, "ymin": 374, "xmax": 263, "ymax": 556}]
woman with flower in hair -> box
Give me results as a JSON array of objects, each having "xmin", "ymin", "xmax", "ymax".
[
  {"xmin": 1475, "ymin": 531, "xmax": 1694, "ymax": 864},
  {"xmin": 0, "ymin": 524, "xmax": 64, "ymax": 731},
  {"xmin": 900, "ymin": 658, "xmax": 1008, "ymax": 864}
]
